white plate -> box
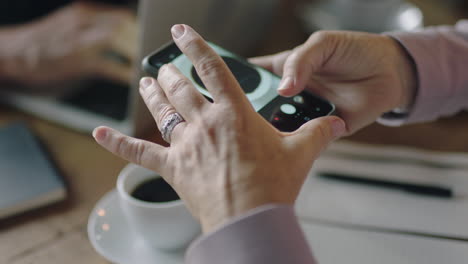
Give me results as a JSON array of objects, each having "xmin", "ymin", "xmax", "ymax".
[{"xmin": 87, "ymin": 190, "xmax": 184, "ymax": 264}]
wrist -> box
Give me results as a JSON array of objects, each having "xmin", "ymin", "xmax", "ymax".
[
  {"xmin": 199, "ymin": 188, "xmax": 285, "ymax": 233},
  {"xmin": 387, "ymin": 36, "xmax": 418, "ymax": 112}
]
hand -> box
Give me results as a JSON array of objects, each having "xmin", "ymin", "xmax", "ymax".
[
  {"xmin": 93, "ymin": 25, "xmax": 346, "ymax": 233},
  {"xmin": 250, "ymin": 31, "xmax": 417, "ymax": 134},
  {"xmin": 0, "ymin": 2, "xmax": 136, "ymax": 94}
]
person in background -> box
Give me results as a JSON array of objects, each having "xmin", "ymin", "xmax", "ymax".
[
  {"xmin": 94, "ymin": 20, "xmax": 468, "ymax": 264},
  {"xmin": 0, "ymin": 1, "xmax": 136, "ymax": 95}
]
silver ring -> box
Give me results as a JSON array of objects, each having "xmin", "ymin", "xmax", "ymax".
[{"xmin": 161, "ymin": 113, "xmax": 185, "ymax": 143}]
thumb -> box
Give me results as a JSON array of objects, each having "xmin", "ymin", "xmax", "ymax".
[
  {"xmin": 277, "ymin": 32, "xmax": 335, "ymax": 97},
  {"xmin": 287, "ymin": 116, "xmax": 347, "ymax": 155}
]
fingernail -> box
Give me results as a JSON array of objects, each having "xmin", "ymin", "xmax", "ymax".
[
  {"xmin": 331, "ymin": 119, "xmax": 346, "ymax": 138},
  {"xmin": 93, "ymin": 127, "xmax": 107, "ymax": 142},
  {"xmin": 278, "ymin": 77, "xmax": 293, "ymax": 91},
  {"xmin": 171, "ymin": 24, "xmax": 185, "ymax": 39},
  {"xmin": 140, "ymin": 77, "xmax": 153, "ymax": 90}
]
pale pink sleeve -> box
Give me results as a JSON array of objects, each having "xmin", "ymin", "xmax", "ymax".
[
  {"xmin": 185, "ymin": 21, "xmax": 468, "ymax": 264},
  {"xmin": 380, "ymin": 20, "xmax": 468, "ymax": 125},
  {"xmin": 185, "ymin": 205, "xmax": 316, "ymax": 264}
]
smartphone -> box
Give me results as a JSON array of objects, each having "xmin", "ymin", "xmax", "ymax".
[{"xmin": 142, "ymin": 42, "xmax": 335, "ymax": 132}]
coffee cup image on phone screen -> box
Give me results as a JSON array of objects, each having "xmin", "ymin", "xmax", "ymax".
[{"xmin": 142, "ymin": 42, "xmax": 335, "ymax": 132}]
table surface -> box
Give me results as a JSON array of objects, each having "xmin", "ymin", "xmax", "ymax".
[{"xmin": 1, "ymin": 0, "xmax": 467, "ymax": 263}]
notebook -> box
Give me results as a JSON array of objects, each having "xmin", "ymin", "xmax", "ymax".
[
  {"xmin": 296, "ymin": 141, "xmax": 468, "ymax": 239},
  {"xmin": 301, "ymin": 221, "xmax": 468, "ymax": 264},
  {"xmin": 0, "ymin": 122, "xmax": 66, "ymax": 219}
]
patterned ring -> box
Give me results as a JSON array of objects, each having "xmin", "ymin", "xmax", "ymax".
[{"xmin": 160, "ymin": 112, "xmax": 185, "ymax": 143}]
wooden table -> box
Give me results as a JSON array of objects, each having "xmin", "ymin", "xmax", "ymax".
[
  {"xmin": 1, "ymin": 0, "xmax": 467, "ymax": 263},
  {"xmin": 0, "ymin": 106, "xmax": 128, "ymax": 264}
]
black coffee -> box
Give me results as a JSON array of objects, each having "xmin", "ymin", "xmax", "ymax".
[{"xmin": 131, "ymin": 177, "xmax": 180, "ymax": 202}]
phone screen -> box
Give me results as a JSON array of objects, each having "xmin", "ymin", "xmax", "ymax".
[{"xmin": 143, "ymin": 42, "xmax": 335, "ymax": 132}]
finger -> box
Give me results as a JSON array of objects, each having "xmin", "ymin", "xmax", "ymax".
[
  {"xmin": 107, "ymin": 15, "xmax": 138, "ymax": 65},
  {"xmin": 93, "ymin": 126, "xmax": 168, "ymax": 173},
  {"xmin": 278, "ymin": 32, "xmax": 334, "ymax": 97},
  {"xmin": 157, "ymin": 63, "xmax": 209, "ymax": 118},
  {"xmin": 286, "ymin": 116, "xmax": 347, "ymax": 158},
  {"xmin": 139, "ymin": 77, "xmax": 187, "ymax": 142},
  {"xmin": 248, "ymin": 50, "xmax": 291, "ymax": 76},
  {"xmin": 170, "ymin": 24, "xmax": 245, "ymax": 104},
  {"xmin": 94, "ymin": 59, "xmax": 133, "ymax": 84}
]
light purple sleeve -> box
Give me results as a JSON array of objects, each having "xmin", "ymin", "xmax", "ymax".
[
  {"xmin": 380, "ymin": 20, "xmax": 468, "ymax": 126},
  {"xmin": 185, "ymin": 205, "xmax": 316, "ymax": 264}
]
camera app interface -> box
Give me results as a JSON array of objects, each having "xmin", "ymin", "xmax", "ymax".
[{"xmin": 147, "ymin": 43, "xmax": 334, "ymax": 132}]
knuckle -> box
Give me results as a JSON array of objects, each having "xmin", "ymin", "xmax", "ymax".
[
  {"xmin": 144, "ymin": 88, "xmax": 159, "ymax": 105},
  {"xmin": 157, "ymin": 64, "xmax": 172, "ymax": 82},
  {"xmin": 308, "ymin": 31, "xmax": 340, "ymax": 52},
  {"xmin": 315, "ymin": 122, "xmax": 332, "ymax": 141},
  {"xmin": 134, "ymin": 141, "xmax": 147, "ymax": 165},
  {"xmin": 157, "ymin": 64, "xmax": 169, "ymax": 76},
  {"xmin": 284, "ymin": 47, "xmax": 305, "ymax": 72},
  {"xmin": 114, "ymin": 134, "xmax": 131, "ymax": 156},
  {"xmin": 196, "ymin": 57, "xmax": 224, "ymax": 78},
  {"xmin": 192, "ymin": 116, "xmax": 216, "ymax": 140},
  {"xmin": 114, "ymin": 136, "xmax": 146, "ymax": 164},
  {"xmin": 155, "ymin": 104, "xmax": 174, "ymax": 125},
  {"xmin": 310, "ymin": 30, "xmax": 332, "ymax": 43},
  {"xmin": 180, "ymin": 37, "xmax": 204, "ymax": 53},
  {"xmin": 167, "ymin": 78, "xmax": 191, "ymax": 97},
  {"xmin": 285, "ymin": 50, "xmax": 300, "ymax": 66}
]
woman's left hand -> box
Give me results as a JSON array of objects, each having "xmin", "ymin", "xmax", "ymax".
[{"xmin": 93, "ymin": 25, "xmax": 346, "ymax": 233}]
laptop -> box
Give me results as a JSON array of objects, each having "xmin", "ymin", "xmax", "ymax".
[{"xmin": 1, "ymin": 0, "xmax": 277, "ymax": 136}]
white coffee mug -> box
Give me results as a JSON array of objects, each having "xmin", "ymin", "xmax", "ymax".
[{"xmin": 117, "ymin": 163, "xmax": 200, "ymax": 250}]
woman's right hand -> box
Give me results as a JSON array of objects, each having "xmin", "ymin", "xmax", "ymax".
[{"xmin": 250, "ymin": 31, "xmax": 417, "ymax": 134}]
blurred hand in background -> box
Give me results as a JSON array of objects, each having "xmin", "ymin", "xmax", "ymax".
[{"xmin": 0, "ymin": 2, "xmax": 137, "ymax": 95}]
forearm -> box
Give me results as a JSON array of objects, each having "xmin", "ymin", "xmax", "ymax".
[
  {"xmin": 186, "ymin": 205, "xmax": 317, "ymax": 264},
  {"xmin": 381, "ymin": 20, "xmax": 468, "ymax": 125}
]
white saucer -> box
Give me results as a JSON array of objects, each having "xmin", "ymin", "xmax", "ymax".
[{"xmin": 87, "ymin": 190, "xmax": 185, "ymax": 264}]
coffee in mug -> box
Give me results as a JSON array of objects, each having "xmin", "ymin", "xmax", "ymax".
[{"xmin": 131, "ymin": 177, "xmax": 180, "ymax": 203}]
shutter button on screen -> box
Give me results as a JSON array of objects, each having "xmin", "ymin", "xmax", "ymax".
[
  {"xmin": 293, "ymin": 95, "xmax": 304, "ymax": 104},
  {"xmin": 280, "ymin": 104, "xmax": 296, "ymax": 115}
]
